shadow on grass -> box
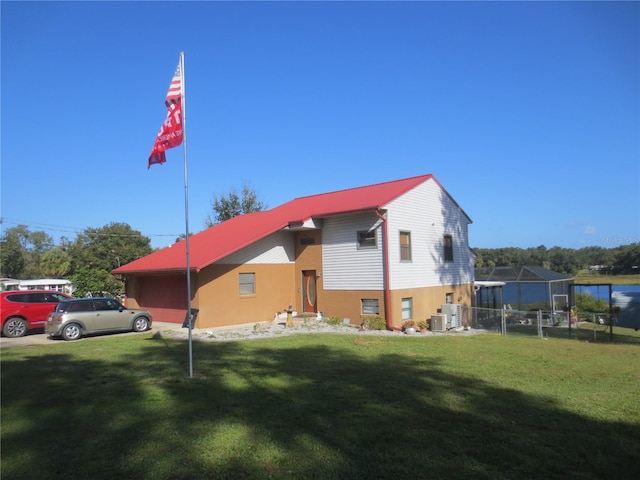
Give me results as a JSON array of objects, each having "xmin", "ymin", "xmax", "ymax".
[{"xmin": 2, "ymin": 335, "xmax": 639, "ymax": 480}]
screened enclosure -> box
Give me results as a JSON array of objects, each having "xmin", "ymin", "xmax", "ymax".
[{"xmin": 475, "ymin": 266, "xmax": 574, "ymax": 312}]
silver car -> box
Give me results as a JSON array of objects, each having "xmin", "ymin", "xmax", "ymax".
[{"xmin": 46, "ymin": 298, "xmax": 152, "ymax": 341}]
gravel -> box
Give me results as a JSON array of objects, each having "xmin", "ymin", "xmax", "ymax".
[{"xmin": 157, "ymin": 317, "xmax": 487, "ymax": 343}]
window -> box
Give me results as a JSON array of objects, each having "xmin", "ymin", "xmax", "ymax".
[
  {"xmin": 300, "ymin": 237, "xmax": 315, "ymax": 245},
  {"xmin": 361, "ymin": 299, "xmax": 380, "ymax": 315},
  {"xmin": 399, "ymin": 231, "xmax": 412, "ymax": 261},
  {"xmin": 239, "ymin": 273, "xmax": 255, "ymax": 295},
  {"xmin": 70, "ymin": 301, "xmax": 93, "ymax": 312},
  {"xmin": 445, "ymin": 292, "xmax": 454, "ymax": 304},
  {"xmin": 444, "ymin": 235, "xmax": 454, "ymax": 262},
  {"xmin": 105, "ymin": 299, "xmax": 121, "ymax": 310},
  {"xmin": 357, "ymin": 230, "xmax": 377, "ymax": 249},
  {"xmin": 401, "ymin": 298, "xmax": 413, "ymax": 320}
]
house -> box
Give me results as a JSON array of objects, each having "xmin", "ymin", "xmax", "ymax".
[
  {"xmin": 0, "ymin": 278, "xmax": 73, "ymax": 294},
  {"xmin": 112, "ymin": 174, "xmax": 474, "ymax": 330}
]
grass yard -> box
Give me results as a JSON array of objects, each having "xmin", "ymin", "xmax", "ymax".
[
  {"xmin": 2, "ymin": 332, "xmax": 639, "ymax": 480},
  {"xmin": 573, "ymin": 272, "xmax": 640, "ymax": 285}
]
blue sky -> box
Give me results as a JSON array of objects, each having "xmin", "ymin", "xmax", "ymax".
[{"xmin": 2, "ymin": 1, "xmax": 638, "ymax": 251}]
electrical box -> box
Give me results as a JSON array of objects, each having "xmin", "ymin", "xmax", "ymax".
[{"xmin": 441, "ymin": 304, "xmax": 462, "ymax": 329}]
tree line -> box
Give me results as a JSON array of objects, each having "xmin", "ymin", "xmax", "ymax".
[
  {"xmin": 0, "ymin": 223, "xmax": 153, "ymax": 297},
  {"xmin": 474, "ymin": 244, "xmax": 639, "ymax": 276}
]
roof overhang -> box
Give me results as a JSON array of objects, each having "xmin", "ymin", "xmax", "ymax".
[{"xmin": 475, "ymin": 281, "xmax": 506, "ymax": 287}]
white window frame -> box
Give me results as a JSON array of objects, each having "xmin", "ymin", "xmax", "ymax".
[
  {"xmin": 401, "ymin": 297, "xmax": 413, "ymax": 320},
  {"xmin": 239, "ymin": 273, "xmax": 255, "ymax": 295}
]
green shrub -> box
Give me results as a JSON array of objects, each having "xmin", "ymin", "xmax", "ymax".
[
  {"xmin": 363, "ymin": 316, "xmax": 386, "ymax": 330},
  {"xmin": 325, "ymin": 316, "xmax": 343, "ymax": 325}
]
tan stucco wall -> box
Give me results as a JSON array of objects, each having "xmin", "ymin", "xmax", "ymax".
[
  {"xmin": 196, "ymin": 263, "xmax": 296, "ymax": 328},
  {"xmin": 318, "ymin": 283, "xmax": 474, "ymax": 328},
  {"xmin": 320, "ymin": 290, "xmax": 386, "ymax": 325},
  {"xmin": 389, "ymin": 283, "xmax": 475, "ymax": 328}
]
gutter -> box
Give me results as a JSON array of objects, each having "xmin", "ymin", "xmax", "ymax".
[{"xmin": 375, "ymin": 209, "xmax": 401, "ymax": 331}]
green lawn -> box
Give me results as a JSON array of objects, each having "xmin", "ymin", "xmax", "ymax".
[
  {"xmin": 2, "ymin": 332, "xmax": 639, "ymax": 480},
  {"xmin": 573, "ymin": 272, "xmax": 640, "ymax": 285}
]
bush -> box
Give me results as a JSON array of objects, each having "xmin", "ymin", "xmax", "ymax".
[
  {"xmin": 363, "ymin": 316, "xmax": 386, "ymax": 330},
  {"xmin": 325, "ymin": 316, "xmax": 343, "ymax": 326}
]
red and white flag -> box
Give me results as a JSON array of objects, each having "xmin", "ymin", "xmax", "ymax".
[{"xmin": 148, "ymin": 61, "xmax": 183, "ymax": 168}]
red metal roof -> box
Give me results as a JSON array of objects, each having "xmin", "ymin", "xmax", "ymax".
[{"xmin": 113, "ymin": 174, "xmax": 464, "ymax": 274}]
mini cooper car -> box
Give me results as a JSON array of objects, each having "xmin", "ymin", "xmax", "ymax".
[
  {"xmin": 46, "ymin": 298, "xmax": 152, "ymax": 341},
  {"xmin": 1, "ymin": 290, "xmax": 73, "ymax": 337}
]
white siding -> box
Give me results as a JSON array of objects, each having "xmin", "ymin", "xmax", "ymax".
[
  {"xmin": 218, "ymin": 230, "xmax": 295, "ymax": 264},
  {"xmin": 385, "ymin": 178, "xmax": 473, "ymax": 289},
  {"xmin": 322, "ymin": 212, "xmax": 384, "ymax": 290}
]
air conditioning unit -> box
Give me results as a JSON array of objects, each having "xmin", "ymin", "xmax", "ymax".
[
  {"xmin": 430, "ymin": 314, "xmax": 447, "ymax": 332},
  {"xmin": 441, "ymin": 304, "xmax": 462, "ymax": 329}
]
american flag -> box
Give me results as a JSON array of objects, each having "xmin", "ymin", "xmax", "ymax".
[
  {"xmin": 165, "ymin": 62, "xmax": 182, "ymax": 106},
  {"xmin": 148, "ymin": 57, "xmax": 184, "ymax": 168}
]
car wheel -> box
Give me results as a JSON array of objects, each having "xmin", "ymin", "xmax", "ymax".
[
  {"xmin": 132, "ymin": 317, "xmax": 149, "ymax": 332},
  {"xmin": 2, "ymin": 317, "xmax": 28, "ymax": 338},
  {"xmin": 62, "ymin": 323, "xmax": 82, "ymax": 341}
]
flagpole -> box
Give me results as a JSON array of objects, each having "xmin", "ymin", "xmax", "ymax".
[{"xmin": 179, "ymin": 51, "xmax": 194, "ymax": 378}]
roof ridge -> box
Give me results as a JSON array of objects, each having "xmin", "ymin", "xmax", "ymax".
[{"xmin": 290, "ymin": 174, "xmax": 433, "ymax": 202}]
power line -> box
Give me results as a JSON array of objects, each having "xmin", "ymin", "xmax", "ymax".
[{"xmin": 0, "ymin": 217, "xmax": 180, "ymax": 239}]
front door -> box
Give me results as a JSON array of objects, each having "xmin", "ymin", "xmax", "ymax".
[{"xmin": 302, "ymin": 270, "xmax": 317, "ymax": 313}]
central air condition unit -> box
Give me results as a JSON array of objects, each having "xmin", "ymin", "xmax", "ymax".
[
  {"xmin": 441, "ymin": 304, "xmax": 462, "ymax": 329},
  {"xmin": 430, "ymin": 314, "xmax": 447, "ymax": 332}
]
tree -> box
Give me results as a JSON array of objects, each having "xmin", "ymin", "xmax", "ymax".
[
  {"xmin": 68, "ymin": 222, "xmax": 153, "ymax": 275},
  {"xmin": 70, "ymin": 266, "xmax": 123, "ymax": 298},
  {"xmin": 613, "ymin": 244, "xmax": 640, "ymax": 274},
  {"xmin": 0, "ymin": 232, "xmax": 24, "ymax": 278},
  {"xmin": 65, "ymin": 223, "xmax": 152, "ymax": 295},
  {"xmin": 205, "ymin": 182, "xmax": 267, "ymax": 227},
  {"xmin": 40, "ymin": 247, "xmax": 72, "ymax": 278},
  {"xmin": 0, "ymin": 225, "xmax": 53, "ymax": 278}
]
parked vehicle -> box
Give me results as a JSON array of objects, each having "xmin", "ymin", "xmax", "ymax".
[
  {"xmin": 45, "ymin": 298, "xmax": 152, "ymax": 341},
  {"xmin": 1, "ymin": 290, "xmax": 73, "ymax": 337}
]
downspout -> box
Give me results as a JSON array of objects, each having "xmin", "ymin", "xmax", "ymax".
[{"xmin": 376, "ymin": 209, "xmax": 401, "ymax": 331}]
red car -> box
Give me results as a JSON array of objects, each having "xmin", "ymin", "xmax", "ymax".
[{"xmin": 1, "ymin": 290, "xmax": 72, "ymax": 337}]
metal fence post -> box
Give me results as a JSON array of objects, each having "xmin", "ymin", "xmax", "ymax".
[{"xmin": 538, "ymin": 310, "xmax": 543, "ymax": 338}]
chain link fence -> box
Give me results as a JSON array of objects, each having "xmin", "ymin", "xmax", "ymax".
[{"xmin": 462, "ymin": 306, "xmax": 639, "ymax": 344}]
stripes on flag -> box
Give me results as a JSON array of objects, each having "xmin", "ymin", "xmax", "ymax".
[
  {"xmin": 165, "ymin": 64, "xmax": 182, "ymax": 106},
  {"xmin": 148, "ymin": 59, "xmax": 184, "ymax": 168}
]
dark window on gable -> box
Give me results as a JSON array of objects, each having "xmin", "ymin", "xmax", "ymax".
[
  {"xmin": 444, "ymin": 235, "xmax": 454, "ymax": 262},
  {"xmin": 400, "ymin": 231, "xmax": 412, "ymax": 261},
  {"xmin": 357, "ymin": 230, "xmax": 377, "ymax": 249},
  {"xmin": 300, "ymin": 237, "xmax": 315, "ymax": 245}
]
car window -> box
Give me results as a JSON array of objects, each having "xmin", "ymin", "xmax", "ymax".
[
  {"xmin": 6, "ymin": 293, "xmax": 31, "ymax": 303},
  {"xmin": 105, "ymin": 299, "xmax": 121, "ymax": 310},
  {"xmin": 54, "ymin": 302, "xmax": 68, "ymax": 312},
  {"xmin": 69, "ymin": 302, "xmax": 93, "ymax": 312},
  {"xmin": 93, "ymin": 300, "xmax": 110, "ymax": 311},
  {"xmin": 43, "ymin": 293, "xmax": 69, "ymax": 302}
]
